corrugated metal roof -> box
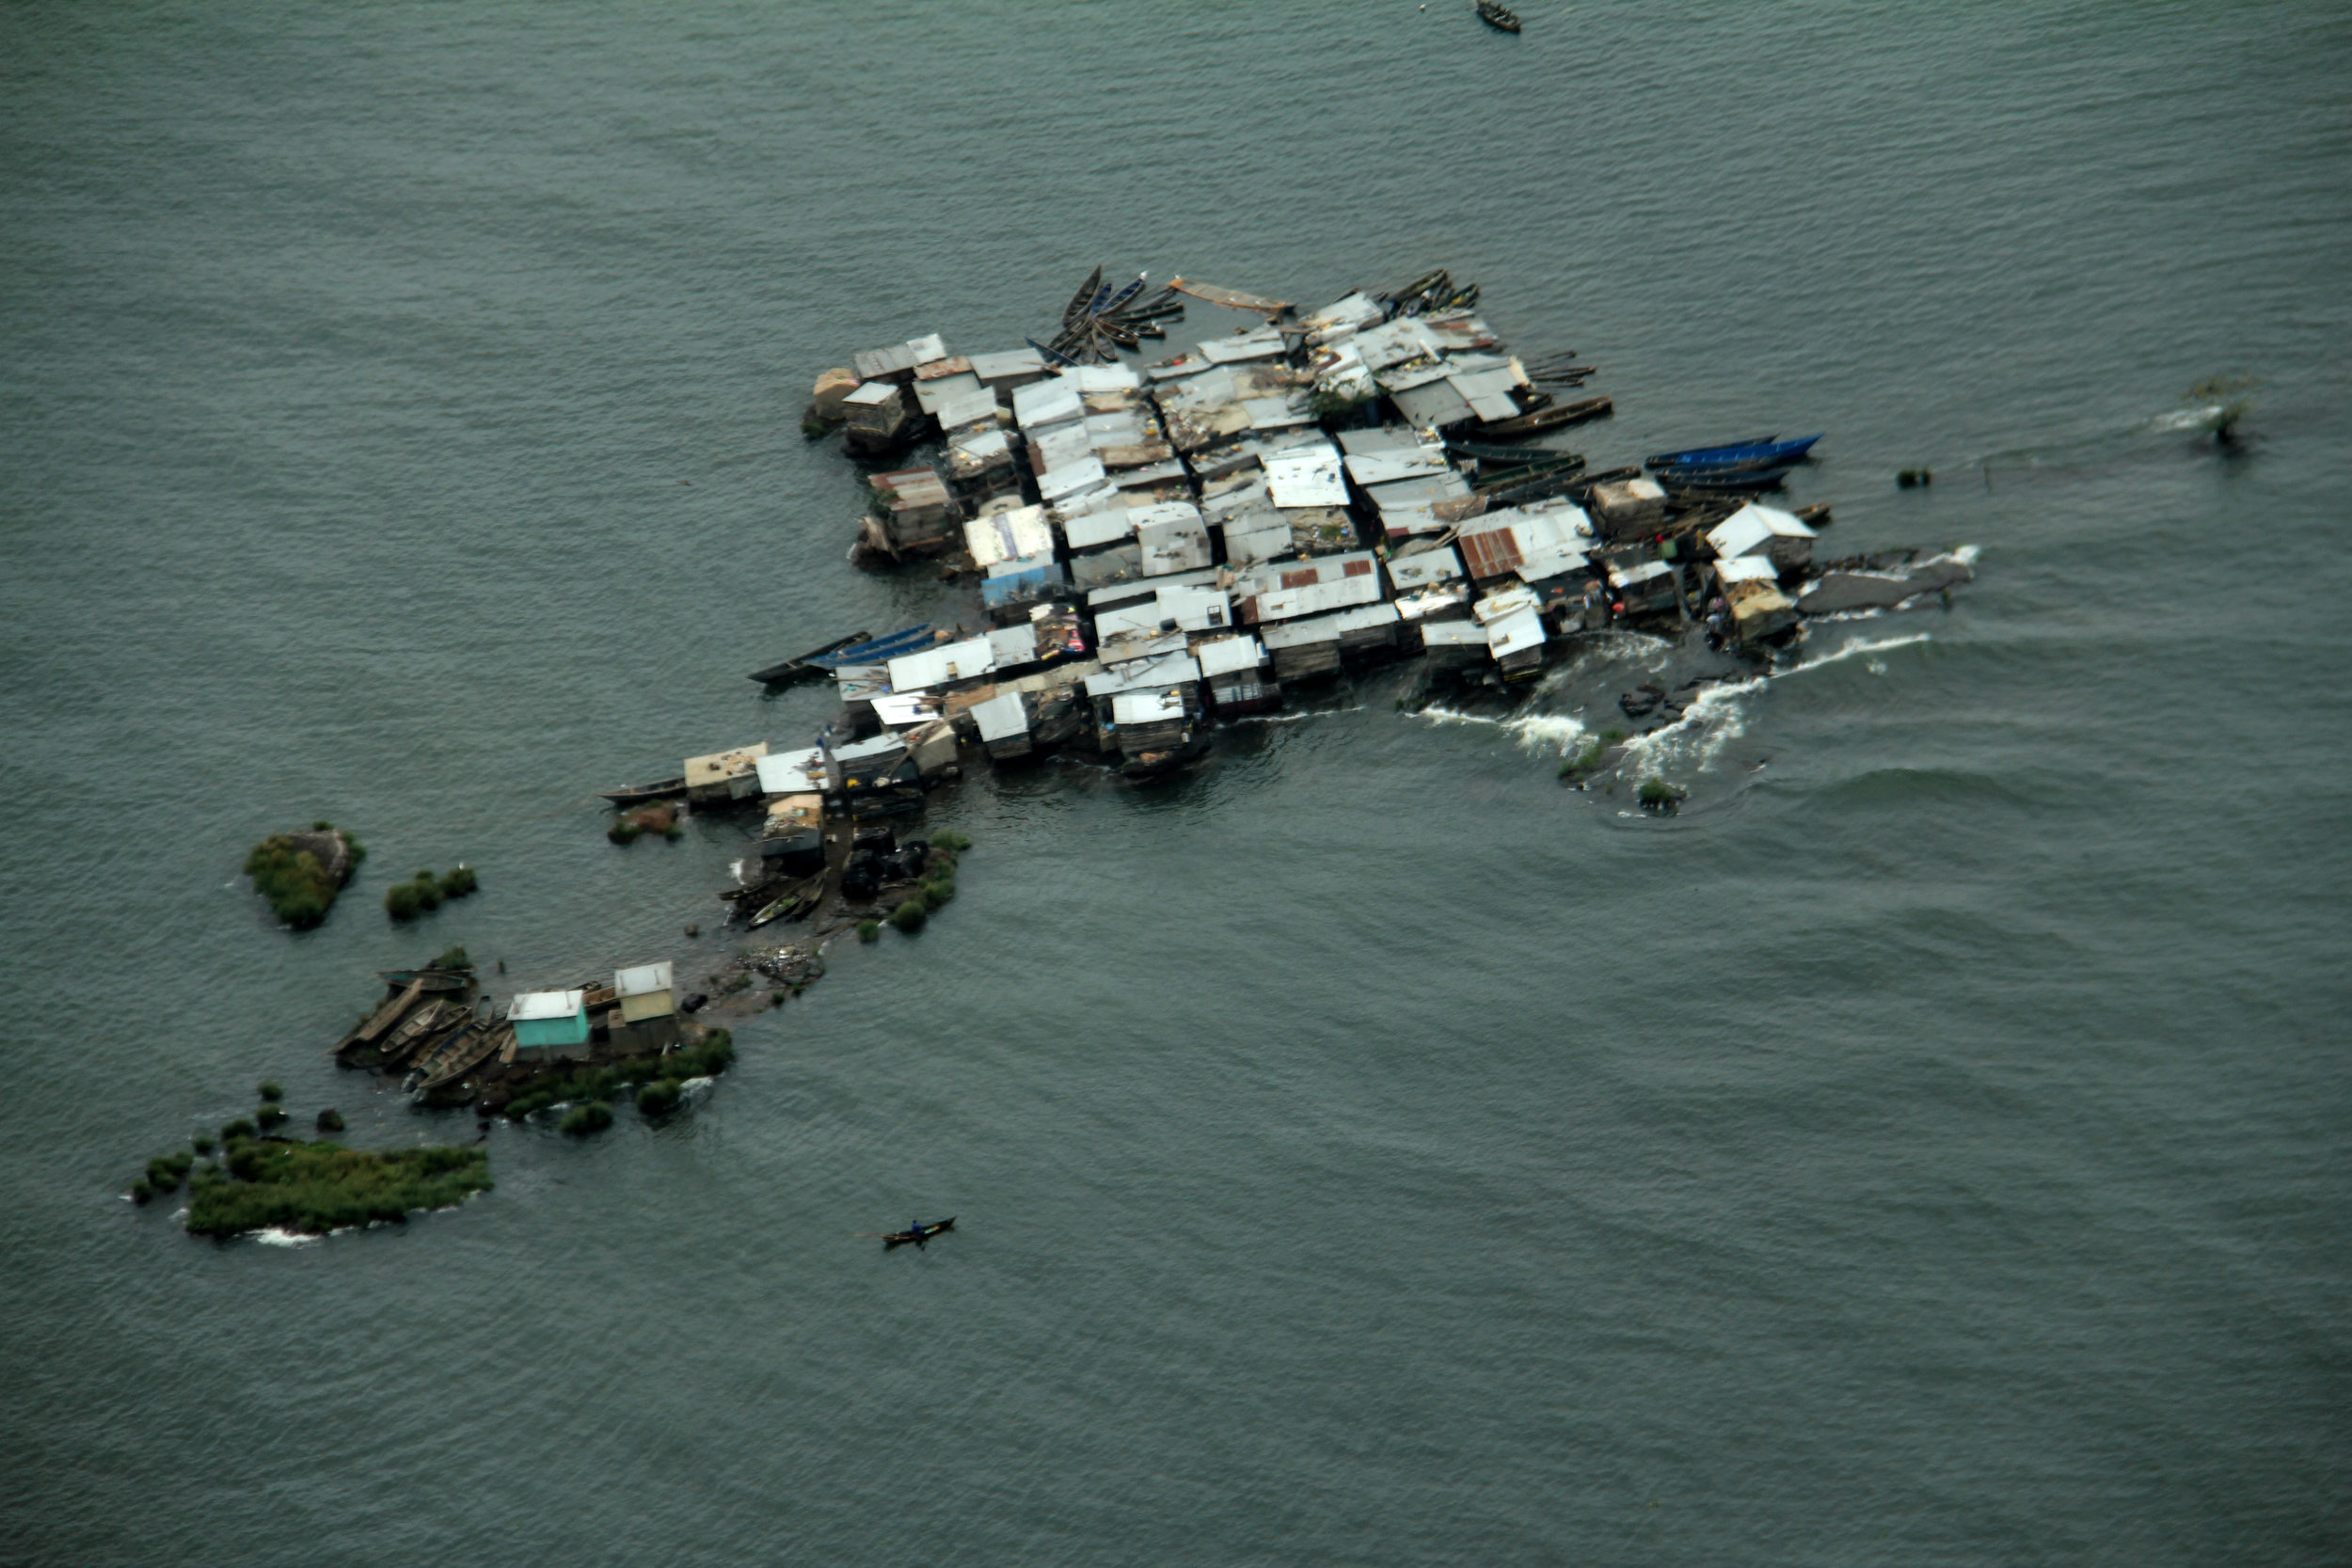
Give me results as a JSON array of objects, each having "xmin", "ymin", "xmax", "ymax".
[
  {"xmin": 1344, "ymin": 447, "xmax": 1453, "ymax": 486},
  {"xmin": 614, "ymin": 962, "xmax": 674, "ymax": 997},
  {"xmin": 1085, "ymin": 649, "xmax": 1200, "ymax": 696},
  {"xmin": 1329, "ymin": 602, "xmax": 1401, "ymax": 633},
  {"xmin": 1095, "ymin": 584, "xmax": 1232, "ymax": 639},
  {"xmin": 1012, "ymin": 378, "xmax": 1083, "ymax": 430},
  {"xmin": 683, "ymin": 741, "xmax": 769, "ymax": 785},
  {"xmin": 1707, "ymin": 501, "xmax": 1818, "ymax": 559},
  {"xmin": 1473, "ymin": 587, "xmax": 1541, "ymax": 625},
  {"xmin": 1253, "ymin": 572, "xmax": 1385, "ymax": 623},
  {"xmin": 1112, "ymin": 459, "xmax": 1188, "ymax": 489},
  {"xmin": 1391, "ymin": 378, "xmax": 1476, "ymax": 431},
  {"xmin": 509, "ymin": 990, "xmax": 584, "ymax": 1022},
  {"xmin": 964, "ymin": 504, "xmax": 1055, "ymax": 569},
  {"xmin": 872, "ymin": 691, "xmax": 944, "ymax": 728},
  {"xmin": 1136, "ymin": 510, "xmax": 1212, "ymax": 577},
  {"xmin": 844, "ymin": 382, "xmax": 901, "ymax": 407},
  {"xmin": 852, "ymin": 342, "xmax": 917, "ymax": 380},
  {"xmin": 1386, "ymin": 546, "xmax": 1465, "ymax": 592},
  {"xmin": 1608, "ymin": 559, "xmax": 1675, "ymax": 587},
  {"xmin": 1197, "ymin": 325, "xmax": 1289, "ymax": 363},
  {"xmin": 755, "ymin": 747, "xmax": 823, "ymax": 794},
  {"xmin": 1060, "ymin": 505, "xmax": 1135, "ymax": 552},
  {"xmin": 1039, "ymin": 455, "xmax": 1109, "ymax": 503},
  {"xmin": 986, "ymin": 624, "xmax": 1043, "ymax": 668},
  {"xmin": 1486, "ymin": 606, "xmax": 1547, "ymax": 659},
  {"xmin": 1258, "ymin": 613, "xmax": 1345, "ymax": 650},
  {"xmin": 1448, "ymin": 366, "xmax": 1523, "ymax": 423},
  {"xmin": 911, "ymin": 370, "xmax": 984, "ymax": 416},
  {"xmin": 932, "ymin": 386, "xmax": 1001, "ymax": 432},
  {"xmin": 887, "ymin": 635, "xmax": 995, "ymax": 692},
  {"xmin": 904, "ymin": 333, "xmax": 947, "ymax": 365},
  {"xmin": 1421, "ymin": 619, "xmax": 1492, "ymax": 646},
  {"xmin": 1074, "ymin": 364, "xmax": 1143, "ymax": 393},
  {"xmin": 1515, "ymin": 540, "xmax": 1590, "ymax": 582},
  {"xmin": 1110, "ymin": 689, "xmax": 1186, "ymax": 725},
  {"xmin": 1263, "ymin": 450, "xmax": 1348, "ymax": 508},
  {"xmin": 969, "ymin": 348, "xmax": 1047, "ymax": 384},
  {"xmin": 1242, "ymin": 395, "xmax": 1314, "ymax": 429},
  {"xmin": 970, "ymin": 689, "xmax": 1030, "ymax": 742},
  {"xmin": 1714, "ymin": 554, "xmax": 1779, "ymax": 585},
  {"xmin": 1193, "ymin": 633, "xmax": 1267, "ymax": 677}
]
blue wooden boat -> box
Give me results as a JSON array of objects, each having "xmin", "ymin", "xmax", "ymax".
[
  {"xmin": 805, "ymin": 625, "xmax": 936, "ymax": 671},
  {"xmin": 1026, "ymin": 336, "xmax": 1082, "ymax": 368},
  {"xmin": 1645, "ymin": 434, "xmax": 1820, "ymax": 469},
  {"xmin": 1653, "ymin": 461, "xmax": 1800, "ymax": 493}
]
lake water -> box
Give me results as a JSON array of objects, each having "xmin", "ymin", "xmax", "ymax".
[{"xmin": 4, "ymin": 3, "xmax": 2348, "ymax": 1562}]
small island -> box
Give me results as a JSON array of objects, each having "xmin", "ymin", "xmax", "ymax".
[{"xmin": 245, "ymin": 821, "xmax": 365, "ymax": 928}]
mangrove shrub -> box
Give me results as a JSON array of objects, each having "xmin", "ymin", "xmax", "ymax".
[{"xmin": 559, "ymin": 1101, "xmax": 614, "ymax": 1137}]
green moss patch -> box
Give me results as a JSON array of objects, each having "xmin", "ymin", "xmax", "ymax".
[{"xmin": 185, "ymin": 1139, "xmax": 490, "ymax": 1239}]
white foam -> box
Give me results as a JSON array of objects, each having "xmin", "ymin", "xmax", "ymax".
[
  {"xmin": 1232, "ymin": 705, "xmax": 1365, "ymax": 725},
  {"xmin": 255, "ymin": 1227, "xmax": 321, "ymax": 1247}
]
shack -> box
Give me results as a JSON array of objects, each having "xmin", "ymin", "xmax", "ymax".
[
  {"xmin": 685, "ymin": 741, "xmax": 769, "ymax": 807},
  {"xmin": 969, "ymin": 689, "xmax": 1035, "ymax": 760},
  {"xmin": 1196, "ymin": 632, "xmax": 1274, "ymax": 712},
  {"xmin": 842, "ymin": 382, "xmax": 914, "ymax": 456},
  {"xmin": 1714, "ymin": 555, "xmax": 1797, "ymax": 643},
  {"xmin": 1706, "ymin": 501, "xmax": 1819, "ymax": 574},
  {"xmin": 509, "ymin": 990, "xmax": 590, "ymax": 1064}
]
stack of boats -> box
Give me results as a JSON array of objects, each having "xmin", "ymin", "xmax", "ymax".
[{"xmin": 331, "ymin": 960, "xmax": 510, "ymax": 1103}]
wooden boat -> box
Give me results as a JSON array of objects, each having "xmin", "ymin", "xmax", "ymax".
[
  {"xmin": 599, "ymin": 776, "xmax": 688, "ymax": 807},
  {"xmin": 805, "ymin": 624, "xmax": 936, "ymax": 671},
  {"xmin": 747, "ymin": 873, "xmax": 823, "ymax": 929},
  {"xmin": 416, "ymin": 1024, "xmax": 510, "ymax": 1099},
  {"xmin": 1477, "ymin": 0, "xmax": 1521, "ymax": 32},
  {"xmin": 1027, "ymin": 335, "xmax": 1082, "ymax": 368},
  {"xmin": 1645, "ymin": 434, "xmax": 1818, "ymax": 469},
  {"xmin": 746, "ymin": 628, "xmax": 872, "ymax": 685},
  {"xmin": 383, "ymin": 1006, "xmax": 465, "ymax": 1070},
  {"xmin": 1471, "ymin": 396, "xmax": 1613, "ymax": 440},
  {"xmin": 1121, "ymin": 732, "xmax": 1213, "ymax": 781},
  {"xmin": 1059, "ymin": 266, "xmax": 1103, "ymax": 327},
  {"xmin": 1447, "ymin": 438, "xmax": 1580, "ymax": 467},
  {"xmin": 883, "ymin": 1217, "xmax": 956, "ymax": 1250},
  {"xmin": 1655, "ymin": 461, "xmax": 1799, "ymax": 494},
  {"xmin": 1471, "ymin": 452, "xmax": 1587, "ymax": 496}
]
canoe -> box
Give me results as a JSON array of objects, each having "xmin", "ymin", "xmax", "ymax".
[
  {"xmin": 746, "ymin": 628, "xmax": 872, "ymax": 685},
  {"xmin": 1471, "ymin": 396, "xmax": 1613, "ymax": 440},
  {"xmin": 416, "ymin": 1024, "xmax": 509, "ymax": 1098},
  {"xmin": 599, "ymin": 776, "xmax": 688, "ymax": 807},
  {"xmin": 1654, "ymin": 461, "xmax": 1799, "ymax": 493},
  {"xmin": 1447, "ymin": 438, "xmax": 1580, "ymax": 466},
  {"xmin": 1027, "ymin": 336, "xmax": 1082, "ymax": 368},
  {"xmin": 883, "ymin": 1217, "xmax": 956, "ymax": 1250},
  {"xmin": 1060, "ymin": 266, "xmax": 1103, "ymax": 327},
  {"xmin": 1097, "ymin": 275, "xmax": 1148, "ymax": 317},
  {"xmin": 804, "ymin": 624, "xmax": 936, "ymax": 671},
  {"xmin": 1477, "ymin": 0, "xmax": 1522, "ymax": 32},
  {"xmin": 1645, "ymin": 434, "xmax": 1820, "ymax": 469}
]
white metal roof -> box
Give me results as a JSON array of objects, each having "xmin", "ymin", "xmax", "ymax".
[
  {"xmin": 1385, "ymin": 546, "xmax": 1465, "ymax": 592},
  {"xmin": 1193, "ymin": 634, "xmax": 1268, "ymax": 678},
  {"xmin": 755, "ymin": 747, "xmax": 823, "ymax": 795},
  {"xmin": 1707, "ymin": 501, "xmax": 1819, "ymax": 560},
  {"xmin": 614, "ymin": 963, "xmax": 674, "ymax": 998},
  {"xmin": 887, "ymin": 635, "xmax": 995, "ymax": 692},
  {"xmin": 1448, "ymin": 366, "xmax": 1524, "ymax": 423},
  {"xmin": 1714, "ymin": 554, "xmax": 1780, "ymax": 585},
  {"xmin": 1473, "ymin": 587, "xmax": 1541, "ymax": 625},
  {"xmin": 843, "ymin": 382, "xmax": 900, "ymax": 407},
  {"xmin": 1608, "ymin": 559, "xmax": 1675, "ymax": 588},
  {"xmin": 1258, "ymin": 613, "xmax": 1346, "ymax": 650},
  {"xmin": 1486, "ymin": 606, "xmax": 1548, "ymax": 660},
  {"xmin": 1263, "ymin": 450, "xmax": 1348, "ymax": 509},
  {"xmin": 1039, "ymin": 455, "xmax": 1109, "ymax": 503},
  {"xmin": 1516, "ymin": 540, "xmax": 1590, "ymax": 582},
  {"xmin": 1059, "ymin": 506, "xmax": 1135, "ymax": 552},
  {"xmin": 1012, "ymin": 378, "xmax": 1083, "ymax": 430},
  {"xmin": 1253, "ymin": 571, "xmax": 1385, "ymax": 623},
  {"xmin": 1197, "ymin": 325, "xmax": 1288, "ymax": 363},
  {"xmin": 1136, "ymin": 513, "xmax": 1213, "ymax": 577},
  {"xmin": 969, "ymin": 689, "xmax": 1030, "ymax": 742},
  {"xmin": 911, "ymin": 370, "xmax": 984, "ymax": 417},
  {"xmin": 1110, "ymin": 689, "xmax": 1186, "ymax": 725},
  {"xmin": 1084, "ymin": 649, "xmax": 1200, "ymax": 697},
  {"xmin": 872, "ymin": 692, "xmax": 943, "ymax": 728},
  {"xmin": 904, "ymin": 333, "xmax": 947, "ymax": 365},
  {"xmin": 1095, "ymin": 584, "xmax": 1232, "ymax": 639},
  {"xmin": 1343, "ymin": 448, "xmax": 1453, "ymax": 486},
  {"xmin": 509, "ymin": 990, "xmax": 585, "ymax": 1022},
  {"xmin": 1073, "ymin": 364, "xmax": 1142, "ymax": 393},
  {"xmin": 969, "ymin": 348, "xmax": 1046, "ymax": 383},
  {"xmin": 964, "ymin": 504, "xmax": 1054, "ymax": 569},
  {"xmin": 1028, "ymin": 421, "xmax": 1091, "ymax": 474},
  {"xmin": 1421, "ymin": 619, "xmax": 1492, "ymax": 646},
  {"xmin": 987, "ymin": 624, "xmax": 1042, "ymax": 668},
  {"xmin": 931, "ymin": 386, "xmax": 1001, "ymax": 433}
]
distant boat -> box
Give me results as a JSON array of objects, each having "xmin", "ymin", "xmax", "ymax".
[
  {"xmin": 598, "ymin": 776, "xmax": 688, "ymax": 807},
  {"xmin": 1645, "ymin": 434, "xmax": 1820, "ymax": 469},
  {"xmin": 1653, "ymin": 461, "xmax": 1800, "ymax": 493},
  {"xmin": 746, "ymin": 628, "xmax": 872, "ymax": 685},
  {"xmin": 884, "ymin": 1217, "xmax": 956, "ymax": 1250},
  {"xmin": 1477, "ymin": 0, "xmax": 1522, "ymax": 32}
]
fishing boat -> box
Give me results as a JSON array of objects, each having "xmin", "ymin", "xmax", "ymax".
[
  {"xmin": 1059, "ymin": 266, "xmax": 1103, "ymax": 327},
  {"xmin": 1121, "ymin": 732, "xmax": 1213, "ymax": 781},
  {"xmin": 803, "ymin": 624, "xmax": 936, "ymax": 672},
  {"xmin": 884, "ymin": 1217, "xmax": 956, "ymax": 1250},
  {"xmin": 1471, "ymin": 396, "xmax": 1613, "ymax": 440},
  {"xmin": 745, "ymin": 628, "xmax": 872, "ymax": 685},
  {"xmin": 1644, "ymin": 434, "xmax": 1820, "ymax": 469},
  {"xmin": 1446, "ymin": 438, "xmax": 1581, "ymax": 467},
  {"xmin": 1653, "ymin": 461, "xmax": 1800, "ymax": 494},
  {"xmin": 1476, "ymin": 0, "xmax": 1522, "ymax": 32},
  {"xmin": 415, "ymin": 1024, "xmax": 510, "ymax": 1100},
  {"xmin": 598, "ymin": 776, "xmax": 689, "ymax": 807}
]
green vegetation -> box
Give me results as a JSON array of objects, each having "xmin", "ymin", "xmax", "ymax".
[
  {"xmin": 608, "ymin": 818, "xmax": 644, "ymax": 845},
  {"xmin": 501, "ymin": 1030, "xmax": 736, "ymax": 1122},
  {"xmin": 191, "ymin": 1135, "xmax": 215, "ymax": 1157},
  {"xmin": 254, "ymin": 1103, "xmax": 289, "ymax": 1132},
  {"xmin": 244, "ymin": 832, "xmax": 347, "ymax": 928},
  {"xmin": 145, "ymin": 1150, "xmax": 193, "ymax": 1194},
  {"xmin": 636, "ymin": 1079, "xmax": 683, "ymax": 1117},
  {"xmin": 258, "ymin": 1081, "xmax": 283, "ymax": 1102},
  {"xmin": 429, "ymin": 945, "xmax": 471, "ymax": 972},
  {"xmin": 1638, "ymin": 776, "xmax": 1687, "ymax": 811},
  {"xmin": 184, "ymin": 1137, "xmax": 491, "ymax": 1239},
  {"xmin": 1561, "ymin": 727, "xmax": 1631, "ymax": 779},
  {"xmin": 315, "ymin": 1108, "xmax": 345, "ymax": 1133},
  {"xmin": 857, "ymin": 919, "xmax": 882, "ymax": 943},
  {"xmin": 929, "ymin": 830, "xmax": 971, "ymax": 852},
  {"xmin": 889, "ymin": 898, "xmax": 929, "ymax": 933},
  {"xmin": 437, "ymin": 865, "xmax": 479, "ymax": 898},
  {"xmin": 608, "ymin": 803, "xmax": 680, "ymax": 846},
  {"xmin": 219, "ymin": 1117, "xmax": 257, "ymax": 1143},
  {"xmin": 131, "ymin": 1180, "xmax": 153, "ymax": 1205},
  {"xmin": 387, "ymin": 866, "xmax": 476, "ymax": 920},
  {"xmin": 559, "ymin": 1101, "xmax": 614, "ymax": 1136}
]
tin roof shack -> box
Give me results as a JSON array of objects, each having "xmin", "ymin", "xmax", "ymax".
[
  {"xmin": 810, "ymin": 367, "xmax": 860, "ymax": 424},
  {"xmin": 1195, "ymin": 632, "xmax": 1275, "ymax": 713},
  {"xmin": 1473, "ymin": 587, "xmax": 1549, "ymax": 681},
  {"xmin": 965, "ymin": 505, "xmax": 1056, "ymax": 576},
  {"xmin": 1714, "ymin": 555, "xmax": 1797, "ymax": 644},
  {"xmin": 1108, "ymin": 688, "xmax": 1190, "ymax": 758},
  {"xmin": 756, "ymin": 792, "xmax": 826, "ymax": 876},
  {"xmin": 509, "ymin": 990, "xmax": 590, "ymax": 1064},
  {"xmin": 945, "ymin": 422, "xmax": 1019, "ymax": 507},
  {"xmin": 827, "ymin": 733, "xmax": 926, "ymax": 817},
  {"xmin": 1232, "ymin": 551, "xmax": 1385, "ymax": 626},
  {"xmin": 969, "ymin": 689, "xmax": 1035, "ymax": 761},
  {"xmin": 685, "ymin": 741, "xmax": 770, "ymax": 807},
  {"xmin": 970, "ymin": 348, "xmax": 1048, "ymax": 404},
  {"xmin": 1455, "ymin": 504, "xmax": 1595, "ymax": 584},
  {"xmin": 1588, "ymin": 476, "xmax": 1668, "ymax": 543},
  {"xmin": 1385, "ymin": 544, "xmax": 1473, "ymax": 625},
  {"xmin": 1605, "ymin": 555, "xmax": 1684, "ymax": 622},
  {"xmin": 1134, "ymin": 502, "xmax": 1214, "ymax": 577},
  {"xmin": 1419, "ymin": 616, "xmax": 1493, "ymax": 676},
  {"xmin": 842, "ymin": 381, "xmax": 915, "ymax": 457},
  {"xmin": 1706, "ymin": 502, "xmax": 1819, "ymax": 574},
  {"xmin": 887, "ymin": 634, "xmax": 996, "ymax": 695},
  {"xmin": 1259, "ymin": 612, "xmax": 1347, "ymax": 682},
  {"xmin": 867, "ymin": 467, "xmax": 961, "ymax": 557},
  {"xmin": 611, "ymin": 962, "xmax": 682, "ymax": 1053}
]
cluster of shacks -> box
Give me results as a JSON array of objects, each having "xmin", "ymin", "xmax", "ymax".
[{"xmin": 657, "ymin": 266, "xmax": 1967, "ymax": 884}]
